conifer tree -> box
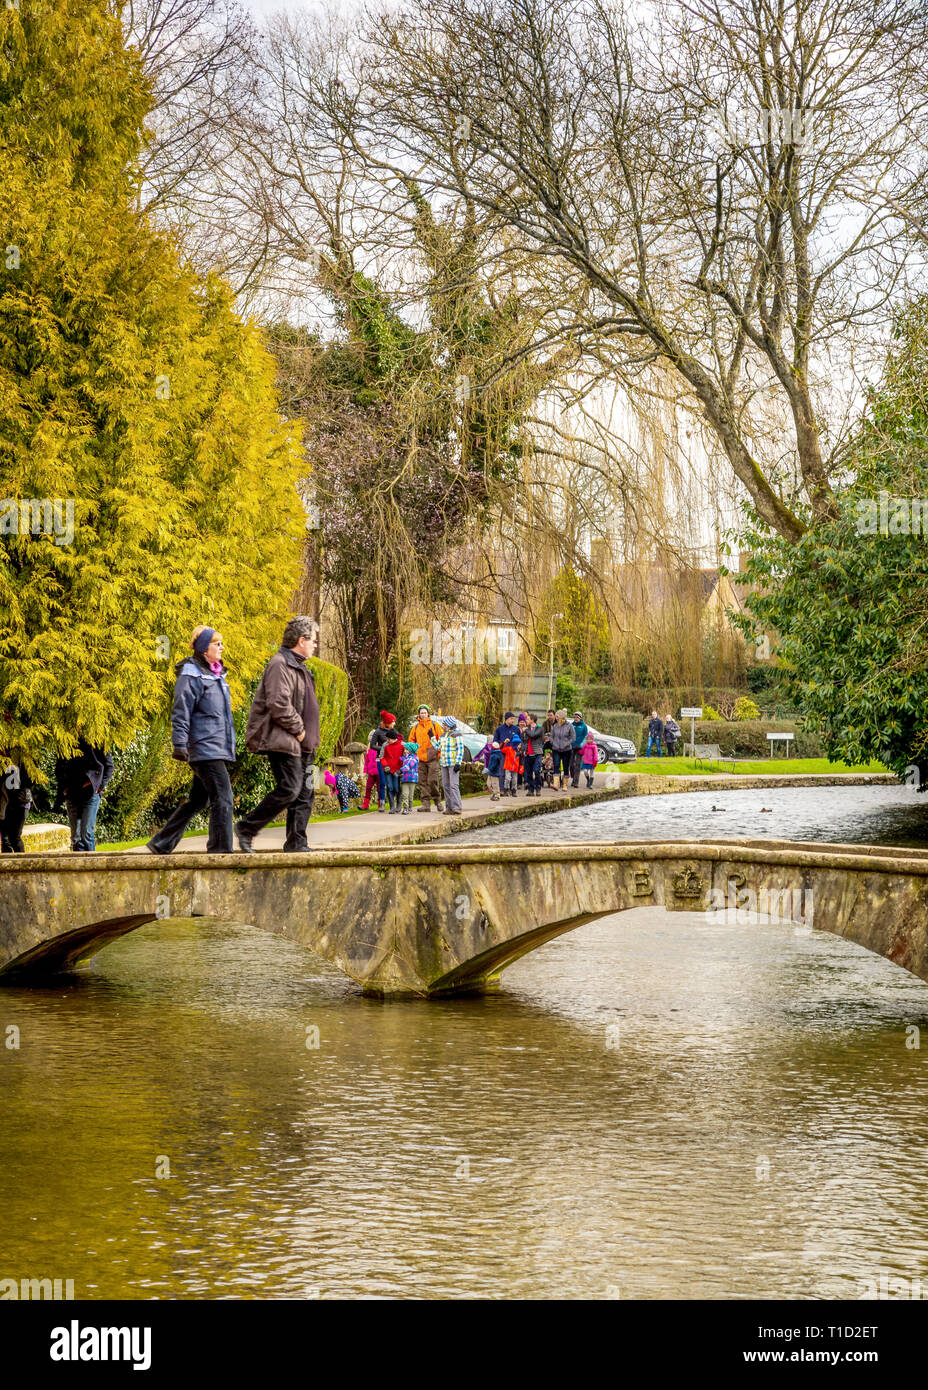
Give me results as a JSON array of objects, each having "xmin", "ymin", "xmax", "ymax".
[{"xmin": 0, "ymin": 0, "xmax": 305, "ymax": 765}]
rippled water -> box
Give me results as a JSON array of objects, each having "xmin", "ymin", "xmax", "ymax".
[
  {"xmin": 457, "ymin": 779, "xmax": 928, "ymax": 849},
  {"xmin": 3, "ymin": 784, "xmax": 928, "ymax": 1299}
]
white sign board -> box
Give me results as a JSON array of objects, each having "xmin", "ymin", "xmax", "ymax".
[{"xmin": 680, "ymin": 707, "xmax": 703, "ymax": 718}]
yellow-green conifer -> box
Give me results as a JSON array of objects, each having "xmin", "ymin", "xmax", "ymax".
[{"xmin": 0, "ymin": 0, "xmax": 305, "ymax": 764}]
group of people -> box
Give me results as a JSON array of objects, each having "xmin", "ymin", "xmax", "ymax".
[
  {"xmin": 148, "ymin": 616, "xmax": 322, "ymax": 854},
  {"xmin": 483, "ymin": 709, "xmax": 597, "ymax": 798},
  {"xmin": 1, "ymin": 726, "xmax": 114, "ymax": 855},
  {"xmin": 360, "ymin": 706, "xmax": 600, "ymax": 818},
  {"xmin": 364, "ymin": 708, "xmax": 467, "ymax": 815},
  {"xmin": 646, "ymin": 710, "xmax": 682, "ymax": 757},
  {"xmin": 0, "ymin": 616, "xmax": 323, "ymax": 856}
]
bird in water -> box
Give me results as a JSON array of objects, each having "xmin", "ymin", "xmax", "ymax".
[
  {"xmin": 711, "ymin": 804, "xmax": 725, "ymax": 811},
  {"xmin": 760, "ymin": 807, "xmax": 773, "ymax": 813}
]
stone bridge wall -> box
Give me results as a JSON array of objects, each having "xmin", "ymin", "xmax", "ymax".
[{"xmin": 1, "ymin": 840, "xmax": 927, "ymax": 997}]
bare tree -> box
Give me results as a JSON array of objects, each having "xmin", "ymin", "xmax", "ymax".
[
  {"xmin": 118, "ymin": 0, "xmax": 258, "ymax": 246},
  {"xmin": 354, "ymin": 0, "xmax": 928, "ymax": 541}
]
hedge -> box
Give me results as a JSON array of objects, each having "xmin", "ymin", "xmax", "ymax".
[
  {"xmin": 586, "ymin": 709, "xmax": 643, "ymax": 745},
  {"xmin": 638, "ymin": 718, "xmax": 824, "ymax": 758},
  {"xmin": 579, "ymin": 684, "xmax": 746, "ymax": 712},
  {"xmin": 309, "ymin": 657, "xmax": 349, "ymax": 762}
]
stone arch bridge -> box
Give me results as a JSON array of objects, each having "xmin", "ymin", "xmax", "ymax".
[{"xmin": 2, "ymin": 840, "xmax": 928, "ymax": 997}]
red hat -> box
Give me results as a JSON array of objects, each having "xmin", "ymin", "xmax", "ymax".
[{"xmin": 380, "ymin": 710, "xmax": 396, "ymax": 724}]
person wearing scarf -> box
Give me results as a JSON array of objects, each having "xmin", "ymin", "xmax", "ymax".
[{"xmin": 146, "ymin": 624, "xmax": 236, "ymax": 854}]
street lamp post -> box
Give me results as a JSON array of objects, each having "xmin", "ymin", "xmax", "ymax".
[
  {"xmin": 303, "ymin": 493, "xmax": 322, "ymax": 643},
  {"xmin": 546, "ymin": 612, "xmax": 563, "ymax": 712}
]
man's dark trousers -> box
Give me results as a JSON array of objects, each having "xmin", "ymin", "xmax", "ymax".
[
  {"xmin": 238, "ymin": 751, "xmax": 315, "ymax": 851},
  {"xmin": 0, "ymin": 798, "xmax": 27, "ymax": 853},
  {"xmin": 524, "ymin": 753, "xmax": 541, "ymax": 793},
  {"xmin": 148, "ymin": 759, "xmax": 234, "ymax": 854},
  {"xmin": 569, "ymin": 746, "xmax": 583, "ymax": 787}
]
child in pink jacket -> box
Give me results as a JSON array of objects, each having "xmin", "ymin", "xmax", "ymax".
[
  {"xmin": 581, "ymin": 734, "xmax": 598, "ymax": 788},
  {"xmin": 362, "ymin": 746, "xmax": 379, "ymax": 809},
  {"xmin": 324, "ymin": 764, "xmax": 361, "ymax": 813}
]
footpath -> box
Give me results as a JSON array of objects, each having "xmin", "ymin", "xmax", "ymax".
[
  {"xmin": 126, "ymin": 782, "xmax": 622, "ymax": 853},
  {"xmin": 117, "ymin": 768, "xmax": 897, "ymax": 854}
]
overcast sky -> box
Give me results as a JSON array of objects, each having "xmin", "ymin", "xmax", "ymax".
[{"xmin": 245, "ymin": 0, "xmax": 326, "ymax": 16}]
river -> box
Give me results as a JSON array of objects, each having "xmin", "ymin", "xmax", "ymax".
[{"xmin": 2, "ymin": 783, "xmax": 928, "ymax": 1299}]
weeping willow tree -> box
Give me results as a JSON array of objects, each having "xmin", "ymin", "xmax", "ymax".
[{"xmin": 454, "ymin": 349, "xmax": 749, "ymax": 701}]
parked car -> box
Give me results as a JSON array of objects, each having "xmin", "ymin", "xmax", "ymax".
[
  {"xmin": 368, "ymin": 718, "xmax": 489, "ymax": 762},
  {"xmin": 585, "ymin": 724, "xmax": 637, "ymax": 763}
]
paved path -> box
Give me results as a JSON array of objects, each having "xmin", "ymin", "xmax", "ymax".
[{"xmin": 123, "ymin": 782, "xmax": 618, "ymax": 853}]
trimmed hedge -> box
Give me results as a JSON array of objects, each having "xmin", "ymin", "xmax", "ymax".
[
  {"xmin": 586, "ymin": 709, "xmax": 643, "ymax": 745},
  {"xmin": 309, "ymin": 656, "xmax": 349, "ymax": 762},
  {"xmin": 579, "ymin": 684, "xmax": 746, "ymax": 712},
  {"xmin": 640, "ymin": 718, "xmax": 823, "ymax": 758}
]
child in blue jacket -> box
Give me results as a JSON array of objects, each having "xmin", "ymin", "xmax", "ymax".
[
  {"xmin": 487, "ymin": 741, "xmax": 504, "ymax": 801},
  {"xmin": 400, "ymin": 741, "xmax": 419, "ymax": 814}
]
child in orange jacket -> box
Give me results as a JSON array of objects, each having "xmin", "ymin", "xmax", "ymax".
[{"xmin": 502, "ymin": 742, "xmax": 519, "ymax": 797}]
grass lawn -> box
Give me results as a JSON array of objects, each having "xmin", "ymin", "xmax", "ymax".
[{"xmin": 614, "ymin": 756, "xmax": 889, "ymax": 777}]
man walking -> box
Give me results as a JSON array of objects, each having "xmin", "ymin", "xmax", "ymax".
[
  {"xmin": 493, "ymin": 711, "xmax": 522, "ymax": 750},
  {"xmin": 56, "ymin": 738, "xmax": 114, "ymax": 852},
  {"xmin": 410, "ymin": 704, "xmax": 443, "ymax": 812},
  {"xmin": 521, "ymin": 714, "xmax": 545, "ymax": 797},
  {"xmin": 235, "ymin": 616, "xmax": 320, "ymax": 853},
  {"xmin": 646, "ymin": 709, "xmax": 664, "ymax": 758},
  {"xmin": 438, "ymin": 715, "xmax": 464, "ymax": 816}
]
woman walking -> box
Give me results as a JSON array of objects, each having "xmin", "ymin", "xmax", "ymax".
[
  {"xmin": 549, "ymin": 710, "xmax": 575, "ymax": 789},
  {"xmin": 380, "ymin": 728, "xmax": 404, "ymax": 813},
  {"xmin": 146, "ymin": 624, "xmax": 236, "ymax": 854}
]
